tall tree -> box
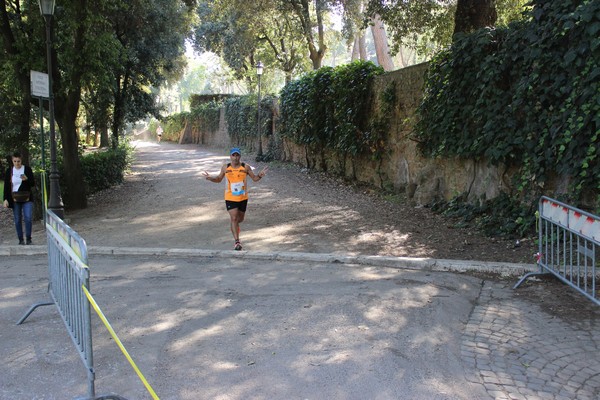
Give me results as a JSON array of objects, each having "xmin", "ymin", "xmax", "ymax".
[
  {"xmin": 52, "ymin": 0, "xmax": 90, "ymax": 209},
  {"xmin": 453, "ymin": 0, "xmax": 497, "ymax": 36},
  {"xmin": 351, "ymin": 34, "xmax": 366, "ymax": 61},
  {"xmin": 0, "ymin": 0, "xmax": 196, "ymax": 209},
  {"xmin": 282, "ymin": 0, "xmax": 330, "ymax": 69},
  {"xmin": 365, "ymin": 0, "xmax": 454, "ymax": 57},
  {"xmin": 370, "ymin": 13, "xmax": 394, "ymax": 70},
  {"xmin": 341, "ymin": 0, "xmax": 394, "ymax": 69},
  {"xmin": 107, "ymin": 0, "xmax": 194, "ymax": 146},
  {"xmin": 193, "ymin": 0, "xmax": 259, "ymax": 82},
  {"xmin": 192, "ymin": 0, "xmax": 309, "ymax": 85},
  {"xmin": 0, "ymin": 0, "xmax": 41, "ymax": 163},
  {"xmin": 258, "ymin": 3, "xmax": 306, "ymax": 83},
  {"xmin": 366, "ymin": 0, "xmax": 524, "ymax": 59}
]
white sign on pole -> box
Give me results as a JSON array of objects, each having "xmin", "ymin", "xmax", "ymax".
[{"xmin": 31, "ymin": 70, "xmax": 49, "ymax": 98}]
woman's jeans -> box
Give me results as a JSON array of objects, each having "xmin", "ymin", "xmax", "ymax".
[{"xmin": 12, "ymin": 201, "xmax": 33, "ymax": 240}]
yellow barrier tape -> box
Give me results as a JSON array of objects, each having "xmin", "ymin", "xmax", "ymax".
[{"xmin": 82, "ymin": 285, "xmax": 160, "ymax": 400}]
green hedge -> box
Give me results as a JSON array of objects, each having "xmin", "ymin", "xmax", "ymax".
[
  {"xmin": 279, "ymin": 60, "xmax": 384, "ymax": 157},
  {"xmin": 224, "ymin": 94, "xmax": 275, "ymax": 157},
  {"xmin": 59, "ymin": 143, "xmax": 132, "ymax": 200},
  {"xmin": 80, "ymin": 144, "xmax": 131, "ymax": 194}
]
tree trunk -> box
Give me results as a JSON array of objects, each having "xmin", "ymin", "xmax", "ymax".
[
  {"xmin": 17, "ymin": 76, "xmax": 32, "ymax": 163},
  {"xmin": 112, "ymin": 79, "xmax": 127, "ymax": 149},
  {"xmin": 370, "ymin": 14, "xmax": 394, "ymax": 71},
  {"xmin": 351, "ymin": 36, "xmax": 360, "ymax": 60},
  {"xmin": 351, "ymin": 33, "xmax": 367, "ymax": 61},
  {"xmin": 99, "ymin": 122, "xmax": 110, "ymax": 148},
  {"xmin": 290, "ymin": 0, "xmax": 327, "ymax": 69},
  {"xmin": 57, "ymin": 103, "xmax": 87, "ymax": 210},
  {"xmin": 0, "ymin": 4, "xmax": 32, "ymax": 163},
  {"xmin": 53, "ymin": 0, "xmax": 87, "ymax": 210},
  {"xmin": 358, "ymin": 34, "xmax": 367, "ymax": 60},
  {"xmin": 453, "ymin": 0, "xmax": 497, "ymax": 36}
]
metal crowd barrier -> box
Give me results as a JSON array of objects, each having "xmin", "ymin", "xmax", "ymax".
[
  {"xmin": 17, "ymin": 209, "xmax": 96, "ymax": 399},
  {"xmin": 514, "ymin": 196, "xmax": 600, "ymax": 306}
]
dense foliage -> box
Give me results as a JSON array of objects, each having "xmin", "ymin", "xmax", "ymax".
[
  {"xmin": 157, "ymin": 99, "xmax": 223, "ymax": 142},
  {"xmin": 224, "ymin": 95, "xmax": 275, "ymax": 157},
  {"xmin": 58, "ymin": 143, "xmax": 132, "ymax": 205},
  {"xmin": 365, "ymin": 0, "xmax": 529, "ymax": 58},
  {"xmin": 415, "ymin": 0, "xmax": 600, "ymax": 210},
  {"xmin": 0, "ymin": 0, "xmax": 196, "ymax": 210},
  {"xmin": 190, "ymin": 101, "xmax": 222, "ymax": 133},
  {"xmin": 279, "ymin": 60, "xmax": 384, "ymax": 158}
]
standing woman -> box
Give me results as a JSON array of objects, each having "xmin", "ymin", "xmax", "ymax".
[{"xmin": 3, "ymin": 152, "xmax": 35, "ymax": 245}]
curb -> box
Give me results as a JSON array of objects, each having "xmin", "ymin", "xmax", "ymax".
[{"xmin": 0, "ymin": 245, "xmax": 537, "ymax": 277}]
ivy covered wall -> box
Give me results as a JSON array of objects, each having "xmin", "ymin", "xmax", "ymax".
[
  {"xmin": 182, "ymin": 0, "xmax": 600, "ymax": 232},
  {"xmin": 280, "ymin": 63, "xmax": 515, "ymax": 207}
]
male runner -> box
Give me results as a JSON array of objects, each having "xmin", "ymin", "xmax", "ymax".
[{"xmin": 202, "ymin": 147, "xmax": 268, "ymax": 250}]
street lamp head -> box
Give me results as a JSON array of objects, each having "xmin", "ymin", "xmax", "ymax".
[
  {"xmin": 256, "ymin": 61, "xmax": 264, "ymax": 76},
  {"xmin": 39, "ymin": 0, "xmax": 56, "ymax": 16}
]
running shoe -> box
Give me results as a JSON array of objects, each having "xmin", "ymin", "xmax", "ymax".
[{"xmin": 234, "ymin": 241, "xmax": 242, "ymax": 251}]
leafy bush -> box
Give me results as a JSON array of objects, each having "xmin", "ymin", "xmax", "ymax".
[
  {"xmin": 279, "ymin": 60, "xmax": 385, "ymax": 157},
  {"xmin": 60, "ymin": 143, "xmax": 132, "ymax": 198},
  {"xmin": 431, "ymin": 193, "xmax": 537, "ymax": 238},
  {"xmin": 162, "ymin": 113, "xmax": 188, "ymax": 142}
]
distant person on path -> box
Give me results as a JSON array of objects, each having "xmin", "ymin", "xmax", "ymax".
[
  {"xmin": 156, "ymin": 125, "xmax": 163, "ymax": 143},
  {"xmin": 3, "ymin": 151, "xmax": 35, "ymax": 245},
  {"xmin": 202, "ymin": 147, "xmax": 268, "ymax": 250}
]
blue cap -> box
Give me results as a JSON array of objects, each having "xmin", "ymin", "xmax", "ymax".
[{"xmin": 230, "ymin": 147, "xmax": 241, "ymax": 155}]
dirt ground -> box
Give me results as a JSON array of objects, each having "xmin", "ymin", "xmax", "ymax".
[
  {"xmin": 4, "ymin": 140, "xmax": 596, "ymax": 317},
  {"xmin": 2, "ymin": 140, "xmax": 536, "ymax": 263}
]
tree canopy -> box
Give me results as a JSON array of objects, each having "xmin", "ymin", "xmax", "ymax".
[{"xmin": 0, "ymin": 0, "xmax": 196, "ymax": 209}]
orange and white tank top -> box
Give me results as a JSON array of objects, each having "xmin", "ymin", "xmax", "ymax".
[{"xmin": 224, "ymin": 163, "xmax": 248, "ymax": 201}]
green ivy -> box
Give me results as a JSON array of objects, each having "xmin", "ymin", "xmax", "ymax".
[
  {"xmin": 279, "ymin": 60, "xmax": 385, "ymax": 158},
  {"xmin": 162, "ymin": 113, "xmax": 188, "ymax": 141},
  {"xmin": 190, "ymin": 101, "xmax": 221, "ymax": 133},
  {"xmin": 224, "ymin": 95, "xmax": 275, "ymax": 154},
  {"xmin": 368, "ymin": 81, "xmax": 397, "ymax": 160},
  {"xmin": 416, "ymin": 0, "xmax": 600, "ymax": 207},
  {"xmin": 431, "ymin": 193, "xmax": 537, "ymax": 238}
]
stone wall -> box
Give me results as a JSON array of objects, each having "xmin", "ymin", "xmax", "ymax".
[
  {"xmin": 194, "ymin": 63, "xmax": 515, "ymax": 206},
  {"xmin": 178, "ymin": 108, "xmax": 230, "ymax": 148},
  {"xmin": 280, "ymin": 63, "xmax": 513, "ymax": 205}
]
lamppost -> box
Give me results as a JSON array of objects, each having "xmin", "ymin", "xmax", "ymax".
[
  {"xmin": 255, "ymin": 61, "xmax": 264, "ymax": 161},
  {"xmin": 39, "ymin": 0, "xmax": 64, "ymax": 218}
]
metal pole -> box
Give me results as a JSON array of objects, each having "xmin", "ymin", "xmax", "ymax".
[
  {"xmin": 256, "ymin": 73, "xmax": 263, "ymax": 160},
  {"xmin": 44, "ymin": 14, "xmax": 64, "ymax": 219},
  {"xmin": 39, "ymin": 97, "xmax": 47, "ymax": 224},
  {"xmin": 39, "ymin": 98, "xmax": 46, "ymax": 171}
]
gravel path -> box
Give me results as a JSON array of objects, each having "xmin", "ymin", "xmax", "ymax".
[{"xmin": 1, "ymin": 140, "xmax": 537, "ymax": 263}]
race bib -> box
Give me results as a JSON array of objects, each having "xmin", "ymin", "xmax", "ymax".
[{"xmin": 231, "ymin": 181, "xmax": 245, "ymax": 196}]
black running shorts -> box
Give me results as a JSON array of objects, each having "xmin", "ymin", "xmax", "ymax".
[{"xmin": 225, "ymin": 200, "xmax": 248, "ymax": 212}]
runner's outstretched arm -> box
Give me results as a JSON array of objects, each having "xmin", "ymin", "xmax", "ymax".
[
  {"xmin": 202, "ymin": 165, "xmax": 226, "ymax": 183},
  {"xmin": 247, "ymin": 166, "xmax": 268, "ymax": 182}
]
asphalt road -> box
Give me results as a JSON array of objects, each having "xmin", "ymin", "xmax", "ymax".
[
  {"xmin": 2, "ymin": 250, "xmax": 600, "ymax": 400},
  {"xmin": 2, "ymin": 254, "xmax": 489, "ymax": 400}
]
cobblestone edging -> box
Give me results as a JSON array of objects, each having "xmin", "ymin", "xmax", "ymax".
[{"xmin": 462, "ymin": 281, "xmax": 600, "ymax": 400}]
